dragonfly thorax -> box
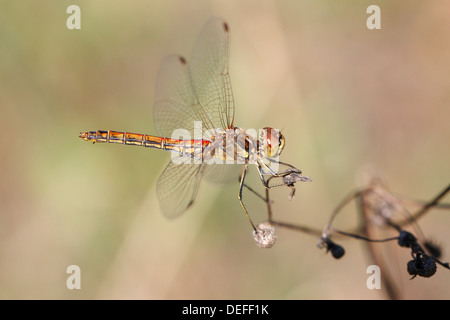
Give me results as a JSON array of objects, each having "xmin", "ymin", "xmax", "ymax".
[
  {"xmin": 203, "ymin": 127, "xmax": 255, "ymax": 164},
  {"xmin": 202, "ymin": 127, "xmax": 284, "ymax": 164}
]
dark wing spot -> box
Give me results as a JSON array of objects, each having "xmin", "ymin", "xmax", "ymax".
[
  {"xmin": 223, "ymin": 22, "xmax": 229, "ymax": 32},
  {"xmin": 179, "ymin": 56, "xmax": 187, "ymax": 65},
  {"xmin": 187, "ymin": 199, "xmax": 195, "ymax": 208}
]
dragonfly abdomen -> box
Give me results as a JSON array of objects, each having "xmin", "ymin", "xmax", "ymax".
[{"xmin": 79, "ymin": 130, "xmax": 209, "ymax": 156}]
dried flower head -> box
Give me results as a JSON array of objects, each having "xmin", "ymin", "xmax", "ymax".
[
  {"xmin": 407, "ymin": 253, "xmax": 437, "ymax": 278},
  {"xmin": 282, "ymin": 172, "xmax": 312, "ymax": 186},
  {"xmin": 253, "ymin": 222, "xmax": 277, "ymax": 248}
]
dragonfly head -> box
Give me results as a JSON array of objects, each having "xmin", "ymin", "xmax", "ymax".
[{"xmin": 262, "ymin": 127, "xmax": 285, "ymax": 158}]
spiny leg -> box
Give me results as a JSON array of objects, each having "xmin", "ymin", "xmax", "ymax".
[{"xmin": 239, "ymin": 163, "xmax": 257, "ymax": 231}]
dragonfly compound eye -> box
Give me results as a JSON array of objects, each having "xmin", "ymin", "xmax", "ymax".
[{"xmin": 262, "ymin": 127, "xmax": 284, "ymax": 158}]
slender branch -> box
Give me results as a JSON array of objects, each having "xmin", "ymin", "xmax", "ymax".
[
  {"xmin": 399, "ymin": 184, "xmax": 450, "ymax": 225},
  {"xmin": 332, "ymin": 228, "xmax": 398, "ymax": 243},
  {"xmin": 322, "ymin": 189, "xmax": 363, "ymax": 239},
  {"xmin": 270, "ymin": 219, "xmax": 322, "ymax": 237}
]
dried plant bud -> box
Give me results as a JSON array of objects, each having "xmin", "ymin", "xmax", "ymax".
[
  {"xmin": 281, "ymin": 172, "xmax": 312, "ymax": 200},
  {"xmin": 329, "ymin": 242, "xmax": 345, "ymax": 259},
  {"xmin": 407, "ymin": 254, "xmax": 437, "ymax": 278},
  {"xmin": 317, "ymin": 237, "xmax": 345, "ymax": 259},
  {"xmin": 407, "ymin": 260, "xmax": 417, "ymax": 278},
  {"xmin": 253, "ymin": 222, "xmax": 277, "ymax": 248},
  {"xmin": 398, "ymin": 231, "xmax": 417, "ymax": 248},
  {"xmin": 282, "ymin": 172, "xmax": 312, "ymax": 186},
  {"xmin": 288, "ymin": 185, "xmax": 296, "ymax": 200}
]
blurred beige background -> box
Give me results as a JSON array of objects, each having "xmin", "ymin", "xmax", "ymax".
[{"xmin": 0, "ymin": 0, "xmax": 449, "ymax": 299}]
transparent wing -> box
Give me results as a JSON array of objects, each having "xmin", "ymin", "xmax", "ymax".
[
  {"xmin": 190, "ymin": 17, "xmax": 235, "ymax": 130},
  {"xmin": 153, "ymin": 55, "xmax": 213, "ymax": 138},
  {"xmin": 156, "ymin": 161, "xmax": 205, "ymax": 218},
  {"xmin": 153, "ymin": 18, "xmax": 236, "ymax": 217},
  {"xmin": 203, "ymin": 163, "xmax": 242, "ymax": 184},
  {"xmin": 153, "ymin": 17, "xmax": 234, "ymax": 138}
]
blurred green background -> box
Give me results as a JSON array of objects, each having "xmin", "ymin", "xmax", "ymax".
[{"xmin": 0, "ymin": 0, "xmax": 449, "ymax": 299}]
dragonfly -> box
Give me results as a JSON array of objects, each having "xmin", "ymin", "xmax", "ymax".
[{"xmin": 80, "ymin": 18, "xmax": 311, "ymax": 232}]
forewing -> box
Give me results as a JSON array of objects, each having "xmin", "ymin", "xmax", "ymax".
[
  {"xmin": 190, "ymin": 17, "xmax": 235, "ymax": 130},
  {"xmin": 153, "ymin": 55, "xmax": 213, "ymax": 138}
]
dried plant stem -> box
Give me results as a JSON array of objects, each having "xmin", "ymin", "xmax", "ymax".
[
  {"xmin": 398, "ymin": 184, "xmax": 450, "ymax": 226},
  {"xmin": 269, "ymin": 220, "xmax": 322, "ymax": 237},
  {"xmin": 358, "ymin": 192, "xmax": 400, "ymax": 300},
  {"xmin": 244, "ymin": 179, "xmax": 450, "ymax": 300},
  {"xmin": 243, "ymin": 183, "xmax": 322, "ymax": 235}
]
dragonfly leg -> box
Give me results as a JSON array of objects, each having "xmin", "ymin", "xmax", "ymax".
[
  {"xmin": 256, "ymin": 164, "xmax": 278, "ymax": 189},
  {"xmin": 239, "ymin": 163, "xmax": 257, "ymax": 231},
  {"xmin": 243, "ymin": 183, "xmax": 267, "ymax": 202}
]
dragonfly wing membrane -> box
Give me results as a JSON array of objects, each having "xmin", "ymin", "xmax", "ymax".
[
  {"xmin": 154, "ymin": 18, "xmax": 238, "ymax": 216},
  {"xmin": 154, "ymin": 55, "xmax": 198, "ymax": 137},
  {"xmin": 156, "ymin": 161, "xmax": 205, "ymax": 218},
  {"xmin": 190, "ymin": 17, "xmax": 235, "ymax": 130},
  {"xmin": 204, "ymin": 163, "xmax": 242, "ymax": 184}
]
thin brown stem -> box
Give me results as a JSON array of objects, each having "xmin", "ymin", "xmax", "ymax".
[
  {"xmin": 358, "ymin": 193, "xmax": 400, "ymax": 300},
  {"xmin": 398, "ymin": 184, "xmax": 450, "ymax": 225},
  {"xmin": 270, "ymin": 220, "xmax": 322, "ymax": 237}
]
